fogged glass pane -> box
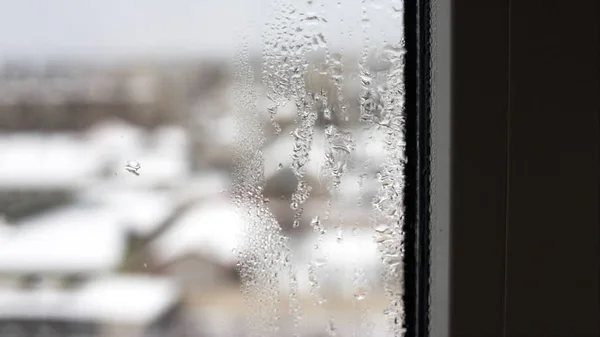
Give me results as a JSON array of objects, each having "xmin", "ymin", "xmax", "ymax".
[{"xmin": 0, "ymin": 1, "xmax": 404, "ymax": 337}]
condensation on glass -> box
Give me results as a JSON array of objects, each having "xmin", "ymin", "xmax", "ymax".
[{"xmin": 230, "ymin": 1, "xmax": 406, "ymax": 336}]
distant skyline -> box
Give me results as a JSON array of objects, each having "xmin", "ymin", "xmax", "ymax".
[{"xmin": 0, "ymin": 0, "xmax": 403, "ymax": 62}]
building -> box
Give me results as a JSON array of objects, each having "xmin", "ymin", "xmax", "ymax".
[
  {"xmin": 0, "ymin": 133, "xmax": 103, "ymax": 220},
  {"xmin": 0, "ymin": 61, "xmax": 206, "ymax": 131},
  {"xmin": 148, "ymin": 199, "xmax": 243, "ymax": 296},
  {"xmin": 0, "ymin": 275, "xmax": 184, "ymax": 337},
  {"xmin": 0, "ymin": 205, "xmax": 126, "ymax": 283},
  {"xmin": 0, "ymin": 201, "xmax": 187, "ymax": 337}
]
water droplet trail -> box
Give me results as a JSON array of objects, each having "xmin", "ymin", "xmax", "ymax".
[{"xmin": 125, "ymin": 160, "xmax": 141, "ymax": 176}]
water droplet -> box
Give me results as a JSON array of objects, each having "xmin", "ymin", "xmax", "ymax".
[
  {"xmin": 354, "ymin": 293, "xmax": 366, "ymax": 301},
  {"xmin": 323, "ymin": 106, "xmax": 332, "ymax": 120},
  {"xmin": 143, "ymin": 263, "xmax": 147, "ymax": 268},
  {"xmin": 310, "ymin": 216, "xmax": 326, "ymax": 234},
  {"xmin": 277, "ymin": 163, "xmax": 284, "ymax": 171},
  {"xmin": 312, "ymin": 257, "xmax": 327, "ymax": 268},
  {"xmin": 374, "ymin": 224, "xmax": 392, "ymax": 234},
  {"xmin": 326, "ymin": 318, "xmax": 337, "ymax": 336},
  {"xmin": 125, "ymin": 160, "xmax": 141, "ymax": 176},
  {"xmin": 336, "ymin": 229, "xmax": 343, "ymax": 243},
  {"xmin": 305, "ymin": 13, "xmax": 321, "ymax": 26},
  {"xmin": 374, "ymin": 233, "xmax": 394, "ymax": 243}
]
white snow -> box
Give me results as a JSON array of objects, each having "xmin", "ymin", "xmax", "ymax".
[
  {"xmin": 0, "ymin": 206, "xmax": 125, "ymax": 274},
  {"xmin": 0, "ymin": 134, "xmax": 101, "ymax": 189},
  {"xmin": 84, "ymin": 120, "xmax": 191, "ymax": 187},
  {"xmin": 78, "ymin": 187, "xmax": 177, "ymax": 237},
  {"xmin": 0, "ymin": 275, "xmax": 179, "ymax": 325},
  {"xmin": 0, "ymin": 123, "xmax": 191, "ymax": 190},
  {"xmin": 0, "ymin": 216, "xmax": 15, "ymax": 242},
  {"xmin": 0, "ymin": 288, "xmax": 72, "ymax": 319},
  {"xmin": 151, "ymin": 199, "xmax": 245, "ymax": 266},
  {"xmin": 108, "ymin": 151, "xmax": 190, "ymax": 188},
  {"xmin": 71, "ymin": 275, "xmax": 179, "ymax": 324},
  {"xmin": 85, "ymin": 118, "xmax": 146, "ymax": 161}
]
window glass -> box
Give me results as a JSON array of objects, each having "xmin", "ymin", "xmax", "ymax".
[{"xmin": 0, "ymin": 1, "xmax": 405, "ymax": 336}]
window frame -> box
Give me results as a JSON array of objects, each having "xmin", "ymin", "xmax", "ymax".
[
  {"xmin": 403, "ymin": 0, "xmax": 433, "ymax": 336},
  {"xmin": 441, "ymin": 1, "xmax": 600, "ymax": 337},
  {"xmin": 428, "ymin": 0, "xmax": 450, "ymax": 336}
]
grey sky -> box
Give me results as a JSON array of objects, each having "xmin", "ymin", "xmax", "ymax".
[{"xmin": 0, "ymin": 0, "xmax": 402, "ymax": 61}]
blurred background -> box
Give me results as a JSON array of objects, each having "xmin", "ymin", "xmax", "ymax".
[{"xmin": 0, "ymin": 1, "xmax": 404, "ymax": 337}]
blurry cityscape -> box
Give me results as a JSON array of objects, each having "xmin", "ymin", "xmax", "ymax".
[{"xmin": 0, "ymin": 1, "xmax": 404, "ymax": 337}]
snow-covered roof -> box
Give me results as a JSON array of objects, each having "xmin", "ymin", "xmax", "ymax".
[
  {"xmin": 0, "ymin": 223, "xmax": 16, "ymax": 244},
  {"xmin": 71, "ymin": 275, "xmax": 179, "ymax": 324},
  {"xmin": 109, "ymin": 152, "xmax": 191, "ymax": 188},
  {"xmin": 0, "ymin": 128, "xmax": 192, "ymax": 190},
  {"xmin": 151, "ymin": 199, "xmax": 245, "ymax": 266},
  {"xmin": 84, "ymin": 118, "xmax": 147, "ymax": 161},
  {"xmin": 0, "ymin": 275, "xmax": 180, "ymax": 325},
  {"xmin": 77, "ymin": 187, "xmax": 178, "ymax": 237},
  {"xmin": 85, "ymin": 120, "xmax": 191, "ymax": 186},
  {"xmin": 0, "ymin": 206, "xmax": 126, "ymax": 274},
  {"xmin": 0, "ymin": 134, "xmax": 102, "ymax": 189}
]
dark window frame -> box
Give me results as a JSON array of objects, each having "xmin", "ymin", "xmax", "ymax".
[
  {"xmin": 426, "ymin": 1, "xmax": 600, "ymax": 337},
  {"xmin": 403, "ymin": 0, "xmax": 432, "ymax": 336}
]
